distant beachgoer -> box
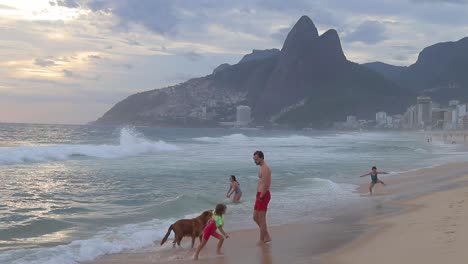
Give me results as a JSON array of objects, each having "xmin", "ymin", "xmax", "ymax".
[
  {"xmin": 226, "ymin": 175, "xmax": 242, "ymax": 203},
  {"xmin": 359, "ymin": 166, "xmax": 388, "ymax": 195},
  {"xmin": 253, "ymin": 150, "xmax": 272, "ymax": 246},
  {"xmin": 193, "ymin": 204, "xmax": 229, "ymax": 260}
]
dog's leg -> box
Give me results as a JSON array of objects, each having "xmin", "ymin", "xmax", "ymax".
[
  {"xmin": 175, "ymin": 234, "xmax": 182, "ymax": 247},
  {"xmin": 191, "ymin": 235, "xmax": 196, "ymax": 249}
]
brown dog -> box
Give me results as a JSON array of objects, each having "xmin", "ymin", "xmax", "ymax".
[{"xmin": 160, "ymin": 210, "xmax": 213, "ymax": 248}]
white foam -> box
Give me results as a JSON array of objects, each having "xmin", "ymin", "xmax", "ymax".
[
  {"xmin": 193, "ymin": 134, "xmax": 322, "ymax": 146},
  {"xmin": 0, "ymin": 128, "xmax": 179, "ymax": 165},
  {"xmin": 0, "ymin": 213, "xmax": 202, "ymax": 264},
  {"xmin": 261, "ymin": 178, "xmax": 360, "ymax": 225}
]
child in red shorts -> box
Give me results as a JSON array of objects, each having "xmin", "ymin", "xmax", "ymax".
[{"xmin": 193, "ymin": 204, "xmax": 229, "ymax": 260}]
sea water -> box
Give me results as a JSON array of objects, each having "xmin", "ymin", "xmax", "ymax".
[{"xmin": 0, "ymin": 123, "xmax": 465, "ymax": 263}]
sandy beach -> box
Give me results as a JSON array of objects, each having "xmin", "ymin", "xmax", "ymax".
[
  {"xmin": 85, "ymin": 161, "xmax": 468, "ymax": 264},
  {"xmin": 325, "ymin": 174, "xmax": 468, "ymax": 264}
]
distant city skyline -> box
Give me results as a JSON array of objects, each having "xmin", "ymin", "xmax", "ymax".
[{"xmin": 1, "ymin": 0, "xmax": 468, "ymax": 124}]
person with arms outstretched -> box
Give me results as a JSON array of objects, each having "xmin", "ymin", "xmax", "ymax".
[{"xmin": 360, "ymin": 166, "xmax": 388, "ymax": 195}]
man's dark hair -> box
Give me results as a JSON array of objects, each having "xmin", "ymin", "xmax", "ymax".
[
  {"xmin": 372, "ymin": 166, "xmax": 377, "ymax": 170},
  {"xmin": 253, "ymin": 150, "xmax": 264, "ymax": 159}
]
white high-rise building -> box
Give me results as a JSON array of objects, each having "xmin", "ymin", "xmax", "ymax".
[
  {"xmin": 386, "ymin": 116, "xmax": 393, "ymax": 127},
  {"xmin": 417, "ymin": 96, "xmax": 432, "ymax": 128},
  {"xmin": 404, "ymin": 106, "xmax": 417, "ymax": 129},
  {"xmin": 376, "ymin": 112, "xmax": 387, "ymax": 126},
  {"xmin": 455, "ymin": 104, "xmax": 466, "ymax": 129},
  {"xmin": 236, "ymin": 106, "xmax": 251, "ymax": 127},
  {"xmin": 444, "ymin": 111, "xmax": 453, "ymax": 130},
  {"xmin": 346, "ymin": 115, "xmax": 357, "ymax": 124},
  {"xmin": 346, "ymin": 115, "xmax": 358, "ymax": 128},
  {"xmin": 452, "ymin": 109, "xmax": 458, "ymax": 129},
  {"xmin": 458, "ymin": 104, "xmax": 466, "ymax": 117},
  {"xmin": 449, "ymin": 100, "xmax": 460, "ymax": 107}
]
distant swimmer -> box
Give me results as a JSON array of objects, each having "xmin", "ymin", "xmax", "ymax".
[
  {"xmin": 226, "ymin": 175, "xmax": 242, "ymax": 203},
  {"xmin": 359, "ymin": 166, "xmax": 388, "ymax": 195}
]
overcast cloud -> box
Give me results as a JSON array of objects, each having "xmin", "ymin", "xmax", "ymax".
[{"xmin": 0, "ymin": 0, "xmax": 467, "ymax": 124}]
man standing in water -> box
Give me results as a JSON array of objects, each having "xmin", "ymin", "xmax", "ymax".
[{"xmin": 253, "ymin": 150, "xmax": 272, "ymax": 245}]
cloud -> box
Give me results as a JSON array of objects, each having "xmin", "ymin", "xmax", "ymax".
[
  {"xmin": 411, "ymin": 0, "xmax": 468, "ymax": 4},
  {"xmin": 86, "ymin": 0, "xmax": 178, "ymax": 35},
  {"xmin": 63, "ymin": 69, "xmax": 74, "ymax": 77},
  {"xmin": 393, "ymin": 54, "xmax": 408, "ymax": 61},
  {"xmin": 344, "ymin": 20, "xmax": 388, "ymax": 44},
  {"xmin": 0, "ymin": 4, "xmax": 16, "ymax": 10},
  {"xmin": 35, "ymin": 58, "xmax": 57, "ymax": 67},
  {"xmin": 55, "ymin": 0, "xmax": 80, "ymax": 8},
  {"xmin": 270, "ymin": 27, "xmax": 291, "ymax": 43},
  {"xmin": 183, "ymin": 51, "xmax": 204, "ymax": 62},
  {"xmin": 257, "ymin": 0, "xmax": 313, "ymax": 10},
  {"xmin": 63, "ymin": 69, "xmax": 101, "ymax": 81},
  {"xmin": 166, "ymin": 73, "xmax": 197, "ymax": 83},
  {"xmin": 2, "ymin": 0, "xmax": 468, "ymax": 124},
  {"xmin": 123, "ymin": 39, "xmax": 142, "ymax": 46},
  {"xmin": 88, "ymin": 54, "xmax": 103, "ymax": 60}
]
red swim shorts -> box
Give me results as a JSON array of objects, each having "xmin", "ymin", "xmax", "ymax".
[
  {"xmin": 202, "ymin": 219, "xmax": 221, "ymax": 241},
  {"xmin": 254, "ymin": 191, "xmax": 271, "ymax": 211}
]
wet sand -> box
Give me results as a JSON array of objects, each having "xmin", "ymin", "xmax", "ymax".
[{"xmin": 86, "ymin": 220, "xmax": 367, "ymax": 264}]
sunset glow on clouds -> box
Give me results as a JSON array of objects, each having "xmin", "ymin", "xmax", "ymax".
[{"xmin": 0, "ymin": 0, "xmax": 467, "ymax": 124}]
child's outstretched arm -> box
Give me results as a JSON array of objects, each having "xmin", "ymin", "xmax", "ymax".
[
  {"xmin": 226, "ymin": 185, "xmax": 233, "ymax": 198},
  {"xmin": 218, "ymin": 226, "xmax": 229, "ymax": 238},
  {"xmin": 359, "ymin": 172, "xmax": 371, "ymax": 177}
]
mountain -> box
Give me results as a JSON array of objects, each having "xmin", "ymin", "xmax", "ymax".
[
  {"xmin": 362, "ymin": 37, "xmax": 468, "ymax": 104},
  {"xmin": 362, "ymin": 62, "xmax": 406, "ymax": 83},
  {"xmin": 94, "ymin": 15, "xmax": 413, "ymax": 128},
  {"xmin": 400, "ymin": 37, "xmax": 468, "ymax": 102},
  {"xmin": 238, "ymin": 49, "xmax": 280, "ymax": 64},
  {"xmin": 212, "ymin": 63, "xmax": 230, "ymax": 74}
]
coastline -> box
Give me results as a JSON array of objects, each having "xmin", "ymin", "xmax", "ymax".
[
  {"xmin": 323, "ymin": 173, "xmax": 468, "ymax": 264},
  {"xmin": 84, "ymin": 160, "xmax": 468, "ymax": 264}
]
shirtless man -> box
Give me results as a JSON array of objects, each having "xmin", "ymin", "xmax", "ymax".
[{"xmin": 253, "ymin": 150, "xmax": 272, "ymax": 245}]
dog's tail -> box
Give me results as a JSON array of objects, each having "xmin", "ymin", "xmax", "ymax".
[{"xmin": 160, "ymin": 224, "xmax": 173, "ymax": 245}]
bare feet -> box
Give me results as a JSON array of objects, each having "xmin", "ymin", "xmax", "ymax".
[
  {"xmin": 257, "ymin": 240, "xmax": 265, "ymax": 246},
  {"xmin": 216, "ymin": 251, "xmax": 224, "ymax": 255},
  {"xmin": 193, "ymin": 255, "xmax": 199, "ymax": 260}
]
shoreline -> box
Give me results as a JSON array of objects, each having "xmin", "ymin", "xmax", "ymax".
[
  {"xmin": 323, "ymin": 173, "xmax": 468, "ymax": 264},
  {"xmin": 84, "ymin": 160, "xmax": 468, "ymax": 264}
]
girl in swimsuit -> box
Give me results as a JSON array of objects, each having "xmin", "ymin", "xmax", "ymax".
[
  {"xmin": 359, "ymin": 166, "xmax": 388, "ymax": 195},
  {"xmin": 226, "ymin": 175, "xmax": 242, "ymax": 203},
  {"xmin": 194, "ymin": 204, "xmax": 229, "ymax": 260}
]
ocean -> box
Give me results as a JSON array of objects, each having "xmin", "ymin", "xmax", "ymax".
[{"xmin": 0, "ymin": 123, "xmax": 466, "ymax": 264}]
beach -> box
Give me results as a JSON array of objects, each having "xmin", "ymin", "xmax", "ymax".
[
  {"xmin": 86, "ymin": 219, "xmax": 364, "ymax": 264},
  {"xmin": 326, "ymin": 174, "xmax": 468, "ymax": 264},
  {"xmin": 86, "ymin": 161, "xmax": 468, "ymax": 264}
]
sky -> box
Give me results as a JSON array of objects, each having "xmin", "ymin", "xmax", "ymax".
[{"xmin": 0, "ymin": 0, "xmax": 467, "ymax": 124}]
